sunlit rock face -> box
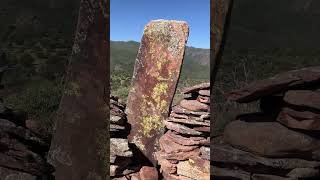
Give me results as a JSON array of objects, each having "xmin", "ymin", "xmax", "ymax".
[{"xmin": 126, "ymin": 19, "xmax": 189, "ymax": 165}]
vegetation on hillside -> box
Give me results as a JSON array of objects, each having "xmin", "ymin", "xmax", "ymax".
[{"xmin": 110, "ymin": 41, "xmax": 210, "ymax": 102}]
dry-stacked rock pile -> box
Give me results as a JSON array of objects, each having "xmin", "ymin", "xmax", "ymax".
[
  {"xmin": 110, "ymin": 95, "xmax": 158, "ymax": 180},
  {"xmin": 0, "ymin": 100, "xmax": 54, "ymax": 180},
  {"xmin": 110, "ymin": 95, "xmax": 137, "ymax": 178},
  {"xmin": 212, "ymin": 66, "xmax": 320, "ymax": 179},
  {"xmin": 156, "ymin": 83, "xmax": 210, "ymax": 180}
]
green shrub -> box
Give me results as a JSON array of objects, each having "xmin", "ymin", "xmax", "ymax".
[{"xmin": 4, "ymin": 80, "xmax": 63, "ymax": 134}]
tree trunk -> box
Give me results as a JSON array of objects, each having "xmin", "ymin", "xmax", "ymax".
[{"xmin": 48, "ymin": 0, "xmax": 109, "ymax": 179}]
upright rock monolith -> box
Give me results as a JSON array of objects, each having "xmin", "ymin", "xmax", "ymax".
[
  {"xmin": 126, "ymin": 20, "xmax": 189, "ymax": 165},
  {"xmin": 48, "ymin": 0, "xmax": 108, "ymax": 179}
]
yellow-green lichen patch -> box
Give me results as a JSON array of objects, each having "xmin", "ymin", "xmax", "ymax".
[
  {"xmin": 132, "ymin": 135, "xmax": 145, "ymax": 151},
  {"xmin": 141, "ymin": 115, "xmax": 165, "ymax": 137},
  {"xmin": 152, "ymin": 83, "xmax": 168, "ymax": 99},
  {"xmin": 64, "ymin": 81, "xmax": 81, "ymax": 97}
]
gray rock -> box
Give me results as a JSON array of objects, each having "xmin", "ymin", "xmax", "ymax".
[
  {"xmin": 211, "ymin": 166, "xmax": 251, "ymax": 180},
  {"xmin": 110, "ymin": 138, "xmax": 133, "ymax": 158},
  {"xmin": 110, "ymin": 115, "xmax": 126, "ymax": 125},
  {"xmin": 287, "ymin": 168, "xmax": 320, "ymax": 178},
  {"xmin": 0, "ymin": 167, "xmax": 37, "ymax": 180},
  {"xmin": 211, "ymin": 144, "xmax": 320, "ymax": 170},
  {"xmin": 200, "ymin": 147, "xmax": 210, "ymax": 160},
  {"xmin": 251, "ymin": 174, "xmax": 295, "ymax": 180}
]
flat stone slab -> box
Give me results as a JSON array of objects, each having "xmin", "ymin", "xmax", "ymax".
[
  {"xmin": 179, "ymin": 99, "xmax": 210, "ymax": 112},
  {"xmin": 126, "ymin": 19, "xmax": 189, "ymax": 165},
  {"xmin": 110, "ymin": 138, "xmax": 133, "ymax": 159},
  {"xmin": 284, "ymin": 90, "xmax": 320, "ymax": 110},
  {"xmin": 226, "ymin": 66, "xmax": 320, "ymax": 103},
  {"xmin": 176, "ymin": 157, "xmax": 210, "ymax": 180},
  {"xmin": 211, "ymin": 143, "xmax": 320, "ymax": 170},
  {"xmin": 224, "ymin": 114, "xmax": 320, "ymax": 158},
  {"xmin": 277, "ymin": 107, "xmax": 320, "ymax": 130},
  {"xmin": 181, "ymin": 82, "xmax": 210, "ymax": 94}
]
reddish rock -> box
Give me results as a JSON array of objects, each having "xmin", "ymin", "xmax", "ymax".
[
  {"xmin": 157, "ymin": 155, "xmax": 177, "ymax": 174},
  {"xmin": 164, "ymin": 121, "xmax": 203, "ymax": 136},
  {"xmin": 167, "ymin": 117, "xmax": 210, "ymax": 127},
  {"xmin": 139, "ymin": 166, "xmax": 158, "ymax": 180},
  {"xmin": 212, "ymin": 143, "xmax": 320, "ymax": 170},
  {"xmin": 193, "ymin": 126, "xmax": 210, "ymax": 133},
  {"xmin": 224, "ymin": 114, "xmax": 320, "ymax": 158},
  {"xmin": 181, "ymin": 83, "xmax": 210, "ymax": 94},
  {"xmin": 227, "ymin": 66, "xmax": 320, "ymax": 103},
  {"xmin": 159, "ymin": 133, "xmax": 198, "ymax": 154},
  {"xmin": 47, "ymin": 0, "xmax": 108, "ymax": 179},
  {"xmin": 277, "ymin": 107, "xmax": 320, "ymax": 130},
  {"xmin": 199, "ymin": 90, "xmax": 210, "ymax": 97},
  {"xmin": 171, "ymin": 105, "xmax": 209, "ymax": 116},
  {"xmin": 197, "ymin": 95, "xmax": 210, "ymax": 104},
  {"xmin": 284, "ymin": 90, "xmax": 320, "ymax": 110},
  {"xmin": 170, "ymin": 112, "xmax": 189, "ymax": 119},
  {"xmin": 179, "ymin": 99, "xmax": 209, "ymax": 112},
  {"xmin": 176, "ymin": 157, "xmax": 210, "ymax": 180},
  {"xmin": 126, "ymin": 20, "xmax": 189, "ymax": 165},
  {"xmin": 156, "ymin": 149, "xmax": 200, "ymax": 161},
  {"xmin": 164, "ymin": 130, "xmax": 209, "ymax": 146}
]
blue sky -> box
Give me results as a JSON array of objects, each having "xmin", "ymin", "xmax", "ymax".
[{"xmin": 110, "ymin": 0, "xmax": 210, "ymax": 49}]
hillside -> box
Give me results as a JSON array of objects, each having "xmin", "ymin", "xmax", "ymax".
[
  {"xmin": 227, "ymin": 0, "xmax": 320, "ymax": 49},
  {"xmin": 110, "ymin": 41, "xmax": 210, "ymax": 100}
]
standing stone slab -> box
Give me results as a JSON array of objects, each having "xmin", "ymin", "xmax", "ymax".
[
  {"xmin": 126, "ymin": 20, "xmax": 189, "ymax": 165},
  {"xmin": 48, "ymin": 0, "xmax": 108, "ymax": 179}
]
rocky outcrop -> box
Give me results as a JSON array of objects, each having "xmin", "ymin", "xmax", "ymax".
[
  {"xmin": 126, "ymin": 19, "xmax": 189, "ymax": 165},
  {"xmin": 110, "ymin": 95, "xmax": 158, "ymax": 180},
  {"xmin": 0, "ymin": 101, "xmax": 54, "ymax": 179},
  {"xmin": 212, "ymin": 67, "xmax": 320, "ymax": 179},
  {"xmin": 156, "ymin": 83, "xmax": 210, "ymax": 180}
]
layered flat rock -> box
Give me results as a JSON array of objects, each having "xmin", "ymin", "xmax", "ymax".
[
  {"xmin": 167, "ymin": 117, "xmax": 210, "ymax": 127},
  {"xmin": 226, "ymin": 66, "xmax": 320, "ymax": 103},
  {"xmin": 171, "ymin": 105, "xmax": 209, "ymax": 116},
  {"xmin": 159, "ymin": 133, "xmax": 198, "ymax": 154},
  {"xmin": 211, "ymin": 144, "xmax": 320, "ymax": 170},
  {"xmin": 164, "ymin": 121, "xmax": 203, "ymax": 136},
  {"xmin": 251, "ymin": 174, "xmax": 295, "ymax": 180},
  {"xmin": 0, "ymin": 167, "xmax": 37, "ymax": 180},
  {"xmin": 156, "ymin": 148, "xmax": 200, "ymax": 161},
  {"xmin": 126, "ymin": 20, "xmax": 189, "ymax": 165},
  {"xmin": 277, "ymin": 107, "xmax": 320, "ymax": 130},
  {"xmin": 179, "ymin": 99, "xmax": 209, "ymax": 112},
  {"xmin": 211, "ymin": 167, "xmax": 251, "ymax": 180},
  {"xmin": 181, "ymin": 83, "xmax": 210, "ymax": 94},
  {"xmin": 287, "ymin": 168, "xmax": 320, "ymax": 178},
  {"xmin": 199, "ymin": 90, "xmax": 210, "ymax": 97},
  {"xmin": 224, "ymin": 114, "xmax": 320, "ymax": 158},
  {"xmin": 0, "ymin": 118, "xmax": 48, "ymax": 152},
  {"xmin": 284, "ymin": 90, "xmax": 320, "ymax": 110},
  {"xmin": 163, "ymin": 130, "xmax": 209, "ymax": 146},
  {"xmin": 176, "ymin": 157, "xmax": 210, "ymax": 180},
  {"xmin": 110, "ymin": 138, "xmax": 133, "ymax": 159}
]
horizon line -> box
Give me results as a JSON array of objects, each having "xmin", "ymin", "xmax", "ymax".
[{"xmin": 110, "ymin": 39, "xmax": 210, "ymax": 49}]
